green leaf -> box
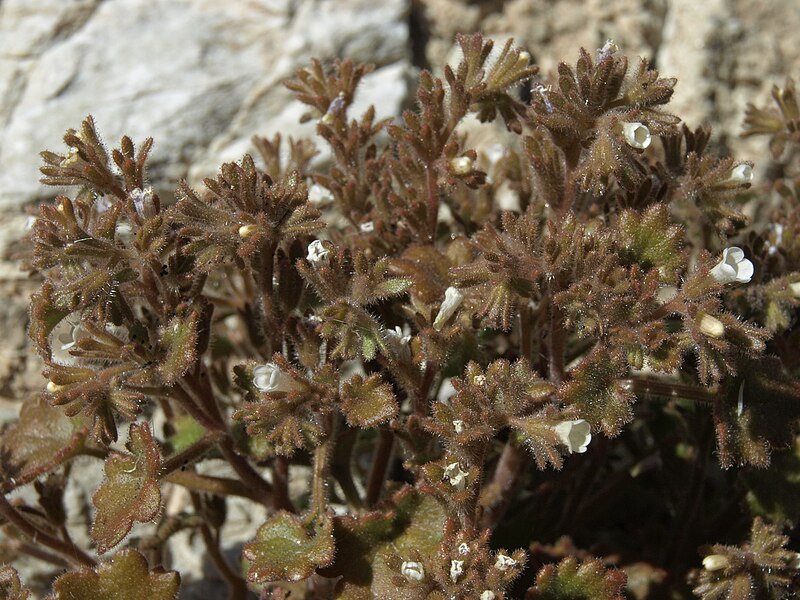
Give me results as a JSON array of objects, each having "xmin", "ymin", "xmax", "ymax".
[
  {"xmin": 372, "ymin": 278, "xmax": 412, "ymax": 299},
  {"xmin": 0, "ymin": 566, "xmax": 30, "ymax": 600},
  {"xmin": 509, "ymin": 415, "xmax": 564, "ymax": 470},
  {"xmin": 167, "ymin": 415, "xmax": 206, "ymax": 454},
  {"xmin": 243, "ymin": 512, "xmax": 334, "ymax": 582},
  {"xmin": 320, "ymin": 486, "xmax": 446, "ymax": 598},
  {"xmin": 528, "ymin": 557, "xmax": 627, "ymax": 600},
  {"xmin": 91, "ymin": 422, "xmax": 161, "ymax": 553},
  {"xmin": 0, "ymin": 397, "xmax": 88, "ymax": 490},
  {"xmin": 158, "ymin": 311, "xmax": 200, "ymax": 385},
  {"xmin": 340, "ymin": 374, "xmax": 398, "ymax": 428},
  {"xmin": 617, "ymin": 205, "xmax": 683, "ymax": 283},
  {"xmin": 50, "ymin": 548, "xmax": 180, "ymax": 600},
  {"xmin": 559, "ymin": 347, "xmax": 634, "ymax": 436}
]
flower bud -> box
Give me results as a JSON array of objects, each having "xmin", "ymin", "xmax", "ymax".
[
  {"xmin": 238, "ymin": 224, "xmax": 256, "ymax": 239},
  {"xmin": 401, "ymin": 561, "xmax": 424, "ymax": 581},
  {"xmin": 434, "ymin": 287, "xmax": 464, "ymax": 330},
  {"xmin": 46, "ymin": 381, "xmax": 64, "ymax": 393},
  {"xmin": 698, "ymin": 313, "xmax": 725, "ymax": 339},
  {"xmin": 553, "ymin": 419, "xmax": 592, "ymax": 454},
  {"xmin": 359, "ymin": 221, "xmax": 374, "ymax": 233},
  {"xmin": 308, "ymin": 184, "xmax": 333, "ymax": 205},
  {"xmin": 702, "ymin": 554, "xmax": 730, "ymax": 571},
  {"xmin": 789, "ymin": 282, "xmax": 800, "ymax": 298},
  {"xmin": 481, "ymin": 592, "xmax": 496, "ymax": 600},
  {"xmin": 622, "ymin": 122, "xmax": 652, "ymax": 149},
  {"xmin": 449, "ymin": 156, "xmax": 474, "ymax": 175},
  {"xmin": 458, "ymin": 542, "xmax": 470, "ymax": 555},
  {"xmin": 453, "ymin": 420, "xmax": 466, "ymax": 434}
]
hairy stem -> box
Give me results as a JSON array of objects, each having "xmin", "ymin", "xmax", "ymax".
[
  {"xmin": 165, "ymin": 471, "xmax": 262, "ymax": 502},
  {"xmin": 218, "ymin": 437, "xmax": 274, "ymax": 508},
  {"xmin": 272, "ymin": 456, "xmax": 295, "ymax": 513},
  {"xmin": 311, "ymin": 413, "xmax": 337, "ymax": 516},
  {"xmin": 0, "ymin": 494, "xmax": 96, "ymax": 567},
  {"xmin": 365, "ymin": 427, "xmax": 395, "ymax": 507},
  {"xmin": 159, "ymin": 432, "xmax": 224, "ymax": 476},
  {"xmin": 479, "ymin": 439, "xmax": 530, "ymax": 529}
]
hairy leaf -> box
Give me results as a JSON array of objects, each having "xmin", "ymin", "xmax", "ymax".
[
  {"xmin": 340, "ymin": 374, "xmax": 398, "ymax": 428},
  {"xmin": 49, "ymin": 548, "xmax": 179, "ymax": 600},
  {"xmin": 243, "ymin": 512, "xmax": 334, "ymax": 582},
  {"xmin": 0, "ymin": 566, "xmax": 30, "ymax": 600},
  {"xmin": 91, "ymin": 422, "xmax": 161, "ymax": 553},
  {"xmin": 528, "ymin": 556, "xmax": 627, "ymax": 600}
]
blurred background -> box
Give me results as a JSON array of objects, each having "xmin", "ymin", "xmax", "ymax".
[{"xmin": 1, "ymin": 0, "xmax": 799, "ymax": 404}]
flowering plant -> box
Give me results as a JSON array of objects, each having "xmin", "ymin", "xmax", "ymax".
[{"xmin": 2, "ymin": 34, "xmax": 799, "ymax": 599}]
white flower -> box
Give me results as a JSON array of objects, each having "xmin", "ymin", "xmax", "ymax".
[
  {"xmin": 50, "ymin": 319, "xmax": 89, "ymax": 365},
  {"xmin": 46, "ymin": 381, "xmax": 64, "ymax": 393},
  {"xmin": 702, "ymin": 554, "xmax": 730, "ymax": 571},
  {"xmin": 473, "ymin": 374, "xmax": 486, "ymax": 386},
  {"xmin": 730, "ymin": 163, "xmax": 754, "ymax": 183},
  {"xmin": 790, "ymin": 281, "xmax": 800, "ymax": 298},
  {"xmin": 494, "ymin": 554, "xmax": 517, "ymax": 571},
  {"xmin": 450, "ymin": 559, "xmax": 464, "ymax": 582},
  {"xmin": 598, "ymin": 39, "xmax": 619, "ymax": 60},
  {"xmin": 698, "ymin": 313, "xmax": 725, "ymax": 339},
  {"xmin": 443, "ymin": 462, "xmax": 468, "ymax": 491},
  {"xmin": 449, "ymin": 156, "xmax": 474, "ymax": 175},
  {"xmin": 458, "ymin": 542, "xmax": 470, "ymax": 555},
  {"xmin": 386, "ymin": 325, "xmax": 412, "ymax": 345},
  {"xmin": 401, "ymin": 561, "xmax": 425, "ymax": 581},
  {"xmin": 24, "ymin": 216, "xmax": 37, "ymax": 230},
  {"xmin": 130, "ymin": 186, "xmax": 153, "ymax": 217},
  {"xmin": 481, "ymin": 592, "xmax": 496, "ymax": 600},
  {"xmin": 308, "ymin": 184, "xmax": 333, "ymax": 205},
  {"xmin": 433, "ymin": 287, "xmax": 464, "ymax": 331},
  {"xmin": 553, "ymin": 419, "xmax": 592, "ymax": 454},
  {"xmin": 360, "ymin": 221, "xmax": 374, "ymax": 233},
  {"xmin": 622, "ymin": 122, "xmax": 652, "ymax": 149},
  {"xmin": 306, "ymin": 240, "xmax": 329, "ymax": 266},
  {"xmin": 252, "ymin": 363, "xmax": 302, "ymax": 393},
  {"xmin": 709, "ymin": 247, "xmax": 754, "ymax": 284},
  {"xmin": 453, "ymin": 420, "xmax": 466, "ymax": 434}
]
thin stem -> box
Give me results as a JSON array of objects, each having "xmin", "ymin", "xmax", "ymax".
[
  {"xmin": 365, "ymin": 428, "xmax": 395, "ymax": 507},
  {"xmin": 311, "ymin": 414, "xmax": 337, "ymax": 516},
  {"xmin": 190, "ymin": 492, "xmax": 248, "ymax": 600},
  {"xmin": 414, "ymin": 363, "xmax": 435, "ymax": 418},
  {"xmin": 165, "ymin": 471, "xmax": 262, "ymax": 502},
  {"xmin": 626, "ymin": 376, "xmax": 716, "ymax": 405},
  {"xmin": 548, "ymin": 303, "xmax": 565, "ymax": 385},
  {"xmin": 426, "ymin": 165, "xmax": 439, "ymax": 243},
  {"xmin": 479, "ymin": 439, "xmax": 530, "ymax": 529},
  {"xmin": 0, "ymin": 494, "xmax": 96, "ymax": 567},
  {"xmin": 8, "ymin": 540, "xmax": 68, "ymax": 568},
  {"xmin": 169, "ymin": 383, "xmax": 223, "ymax": 432},
  {"xmin": 160, "ymin": 432, "xmax": 223, "ymax": 477},
  {"xmin": 272, "ymin": 456, "xmax": 294, "ymax": 513},
  {"xmin": 218, "ymin": 437, "xmax": 273, "ymax": 508}
]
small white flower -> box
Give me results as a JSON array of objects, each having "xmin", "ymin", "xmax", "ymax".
[
  {"xmin": 450, "ymin": 559, "xmax": 464, "ymax": 582},
  {"xmin": 401, "ymin": 560, "xmax": 425, "ymax": 581},
  {"xmin": 437, "ymin": 378, "xmax": 456, "ymax": 404},
  {"xmin": 788, "ymin": 552, "xmax": 800, "ymax": 570},
  {"xmin": 386, "ymin": 325, "xmax": 412, "ymax": 345},
  {"xmin": 516, "ymin": 51, "xmax": 531, "ymax": 67},
  {"xmin": 494, "ymin": 554, "xmax": 517, "ymax": 571},
  {"xmin": 553, "ymin": 419, "xmax": 592, "ymax": 454},
  {"xmin": 730, "ymin": 163, "xmax": 754, "ymax": 183},
  {"xmin": 453, "ymin": 420, "xmax": 466, "ymax": 434},
  {"xmin": 698, "ymin": 313, "xmax": 725, "ymax": 339},
  {"xmin": 443, "ymin": 462, "xmax": 468, "ymax": 491},
  {"xmin": 60, "ymin": 147, "xmax": 81, "ymax": 168},
  {"xmin": 46, "ymin": 380, "xmax": 64, "ymax": 393},
  {"xmin": 473, "ymin": 374, "xmax": 486, "ymax": 386},
  {"xmin": 50, "ymin": 319, "xmax": 89, "ymax": 365},
  {"xmin": 458, "ymin": 542, "xmax": 470, "ymax": 555},
  {"xmin": 481, "ymin": 592, "xmax": 496, "ymax": 600},
  {"xmin": 434, "ymin": 287, "xmax": 464, "ymax": 331},
  {"xmin": 598, "ymin": 39, "xmax": 619, "ymax": 60},
  {"xmin": 789, "ymin": 281, "xmax": 800, "ymax": 298},
  {"xmin": 533, "ymin": 83, "xmax": 554, "ymax": 113},
  {"xmin": 130, "ymin": 186, "xmax": 153, "ymax": 217},
  {"xmin": 360, "ymin": 221, "xmax": 374, "ymax": 233},
  {"xmin": 622, "ymin": 122, "xmax": 652, "ymax": 149},
  {"xmin": 308, "ymin": 184, "xmax": 334, "ymax": 205},
  {"xmin": 449, "ymin": 156, "xmax": 474, "ymax": 175},
  {"xmin": 702, "ymin": 554, "xmax": 730, "ymax": 572},
  {"xmin": 306, "ymin": 240, "xmax": 330, "ymax": 266},
  {"xmin": 737, "ymin": 380, "xmax": 745, "ymax": 417},
  {"xmin": 709, "ymin": 247, "xmax": 754, "ymax": 285},
  {"xmin": 24, "ymin": 216, "xmax": 37, "ymax": 230},
  {"xmin": 252, "ymin": 363, "xmax": 302, "ymax": 393}
]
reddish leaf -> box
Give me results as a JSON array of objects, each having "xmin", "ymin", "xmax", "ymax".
[
  {"xmin": 91, "ymin": 422, "xmax": 161, "ymax": 553},
  {"xmin": 49, "ymin": 548, "xmax": 179, "ymax": 600}
]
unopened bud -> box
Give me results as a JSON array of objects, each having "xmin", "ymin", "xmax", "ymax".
[
  {"xmin": 702, "ymin": 554, "xmax": 730, "ymax": 571},
  {"xmin": 46, "ymin": 381, "xmax": 64, "ymax": 393},
  {"xmin": 698, "ymin": 313, "xmax": 725, "ymax": 339},
  {"xmin": 517, "ymin": 51, "xmax": 531, "ymax": 67},
  {"xmin": 238, "ymin": 224, "xmax": 256, "ymax": 239},
  {"xmin": 449, "ymin": 156, "xmax": 474, "ymax": 175},
  {"xmin": 790, "ymin": 282, "xmax": 800, "ymax": 298}
]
